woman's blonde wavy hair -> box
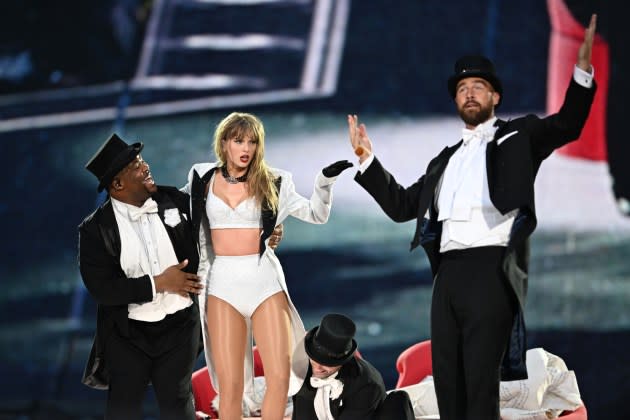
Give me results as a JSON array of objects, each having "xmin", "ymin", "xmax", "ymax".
[{"xmin": 213, "ymin": 112, "xmax": 279, "ymax": 213}]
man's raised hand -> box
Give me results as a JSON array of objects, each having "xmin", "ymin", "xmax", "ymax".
[
  {"xmin": 577, "ymin": 14, "xmax": 597, "ymax": 73},
  {"xmin": 347, "ymin": 114, "xmax": 373, "ymax": 162}
]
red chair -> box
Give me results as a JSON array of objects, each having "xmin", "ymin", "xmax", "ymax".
[
  {"xmin": 192, "ymin": 365, "xmax": 217, "ymax": 419},
  {"xmin": 394, "ymin": 340, "xmax": 586, "ymax": 419},
  {"xmin": 395, "ymin": 339, "xmax": 433, "ymax": 389},
  {"xmin": 192, "ymin": 346, "xmax": 265, "ymax": 419}
]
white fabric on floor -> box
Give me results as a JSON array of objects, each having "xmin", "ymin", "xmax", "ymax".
[{"xmin": 397, "ymin": 347, "xmax": 583, "ymax": 419}]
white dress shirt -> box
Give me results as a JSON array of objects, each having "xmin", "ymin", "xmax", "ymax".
[
  {"xmin": 310, "ymin": 372, "xmax": 344, "ymax": 420},
  {"xmin": 111, "ymin": 197, "xmax": 192, "ymax": 322},
  {"xmin": 436, "ymin": 116, "xmax": 518, "ymax": 252}
]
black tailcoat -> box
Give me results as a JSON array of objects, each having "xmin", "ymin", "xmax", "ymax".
[
  {"xmin": 355, "ymin": 78, "xmax": 596, "ymax": 380},
  {"xmin": 292, "ymin": 357, "xmax": 386, "ymax": 420},
  {"xmin": 78, "ymin": 186, "xmax": 200, "ymax": 388}
]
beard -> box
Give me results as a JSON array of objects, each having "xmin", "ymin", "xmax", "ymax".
[{"xmin": 457, "ymin": 101, "xmax": 494, "ymax": 126}]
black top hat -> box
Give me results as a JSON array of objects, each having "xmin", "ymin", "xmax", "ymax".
[
  {"xmin": 85, "ymin": 133, "xmax": 144, "ymax": 192},
  {"xmin": 447, "ymin": 55, "xmax": 503, "ymax": 104},
  {"xmin": 304, "ymin": 313, "xmax": 358, "ymax": 367}
]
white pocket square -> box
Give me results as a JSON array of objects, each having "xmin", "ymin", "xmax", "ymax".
[
  {"xmin": 164, "ymin": 208, "xmax": 182, "ymax": 227},
  {"xmin": 496, "ymin": 130, "xmax": 518, "ymax": 146}
]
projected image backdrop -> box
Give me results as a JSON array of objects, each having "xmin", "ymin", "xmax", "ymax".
[{"xmin": 1, "ymin": 1, "xmax": 628, "ymax": 419}]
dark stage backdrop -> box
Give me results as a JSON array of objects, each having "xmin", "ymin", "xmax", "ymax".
[{"xmin": 1, "ymin": 1, "xmax": 629, "ymax": 419}]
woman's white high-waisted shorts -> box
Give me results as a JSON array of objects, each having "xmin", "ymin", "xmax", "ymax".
[{"xmin": 207, "ymin": 254, "xmax": 283, "ymax": 318}]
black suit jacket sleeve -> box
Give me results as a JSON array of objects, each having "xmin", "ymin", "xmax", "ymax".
[
  {"xmin": 529, "ymin": 78, "xmax": 597, "ymax": 160},
  {"xmin": 354, "ymin": 157, "xmax": 425, "ymax": 223},
  {"xmin": 337, "ymin": 382, "xmax": 384, "ymax": 420},
  {"xmin": 79, "ymin": 213, "xmax": 153, "ymax": 306}
]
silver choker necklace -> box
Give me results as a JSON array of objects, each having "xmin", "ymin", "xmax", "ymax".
[{"xmin": 220, "ymin": 165, "xmax": 248, "ymax": 184}]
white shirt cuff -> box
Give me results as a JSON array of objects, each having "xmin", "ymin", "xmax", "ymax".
[
  {"xmin": 358, "ymin": 154, "xmax": 375, "ymax": 174},
  {"xmin": 149, "ymin": 274, "xmax": 156, "ymax": 298},
  {"xmin": 573, "ymin": 64, "xmax": 594, "ymax": 88}
]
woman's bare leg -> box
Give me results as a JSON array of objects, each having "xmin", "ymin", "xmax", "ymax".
[
  {"xmin": 251, "ymin": 292, "xmax": 292, "ymax": 420},
  {"xmin": 207, "ymin": 295, "xmax": 248, "ymax": 420}
]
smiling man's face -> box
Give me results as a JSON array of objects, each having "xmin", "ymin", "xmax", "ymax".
[{"xmin": 111, "ymin": 155, "xmax": 156, "ymax": 206}]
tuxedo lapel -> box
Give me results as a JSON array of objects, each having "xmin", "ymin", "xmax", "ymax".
[
  {"xmin": 96, "ymin": 199, "xmax": 121, "ymax": 258},
  {"xmin": 153, "ymin": 188, "xmax": 199, "ymax": 304},
  {"xmin": 411, "ymin": 145, "xmax": 459, "ymax": 250},
  {"xmin": 486, "ymin": 118, "xmax": 508, "ymax": 186},
  {"xmin": 259, "ymin": 176, "xmax": 282, "ymax": 256},
  {"xmin": 418, "ymin": 144, "xmax": 460, "ymax": 212},
  {"xmin": 155, "ymin": 192, "xmax": 184, "ymax": 249},
  {"xmin": 191, "ymin": 167, "xmax": 216, "ymax": 245}
]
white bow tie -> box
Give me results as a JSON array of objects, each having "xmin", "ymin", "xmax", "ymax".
[
  {"xmin": 462, "ymin": 126, "xmax": 493, "ymax": 145},
  {"xmin": 128, "ymin": 197, "xmax": 159, "ymax": 221},
  {"xmin": 310, "ymin": 373, "xmax": 343, "ymax": 420}
]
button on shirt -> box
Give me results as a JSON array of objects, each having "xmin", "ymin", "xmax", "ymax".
[{"xmin": 112, "ymin": 197, "xmax": 192, "ymax": 322}]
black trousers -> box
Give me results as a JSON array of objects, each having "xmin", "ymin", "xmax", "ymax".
[
  {"xmin": 104, "ymin": 305, "xmax": 200, "ymax": 420},
  {"xmin": 431, "ymin": 246, "xmax": 515, "ymax": 420}
]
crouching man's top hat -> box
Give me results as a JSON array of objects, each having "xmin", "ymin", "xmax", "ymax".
[
  {"xmin": 305, "ymin": 313, "xmax": 358, "ymax": 366},
  {"xmin": 447, "ymin": 54, "xmax": 503, "ymax": 105},
  {"xmin": 85, "ymin": 133, "xmax": 143, "ymax": 192}
]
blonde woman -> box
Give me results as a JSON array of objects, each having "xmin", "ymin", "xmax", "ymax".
[{"xmin": 183, "ymin": 112, "xmax": 352, "ymax": 420}]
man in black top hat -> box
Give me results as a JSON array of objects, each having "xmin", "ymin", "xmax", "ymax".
[
  {"xmin": 78, "ymin": 133, "xmax": 205, "ymax": 419},
  {"xmin": 291, "ymin": 313, "xmax": 414, "ymax": 420},
  {"xmin": 347, "ymin": 15, "xmax": 597, "ymax": 420}
]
